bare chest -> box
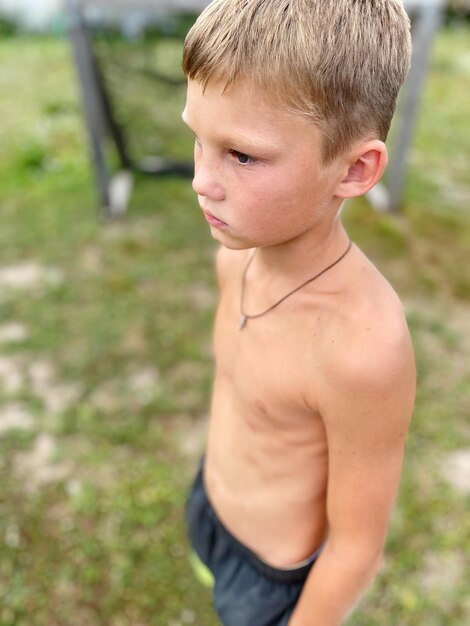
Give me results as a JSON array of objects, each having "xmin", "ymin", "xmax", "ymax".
[
  {"xmin": 205, "ymin": 280, "xmax": 331, "ymax": 562},
  {"xmin": 212, "ymin": 286, "xmax": 326, "ymax": 437}
]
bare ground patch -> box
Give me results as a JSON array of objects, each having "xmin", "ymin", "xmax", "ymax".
[
  {"xmin": 13, "ymin": 432, "xmax": 73, "ymax": 493},
  {"xmin": 0, "ymin": 402, "xmax": 34, "ymax": 435},
  {"xmin": 0, "ymin": 322, "xmax": 28, "ymax": 344},
  {"xmin": 0, "ymin": 261, "xmax": 63, "ymax": 291},
  {"xmin": 442, "ymin": 448, "xmax": 470, "ymax": 494}
]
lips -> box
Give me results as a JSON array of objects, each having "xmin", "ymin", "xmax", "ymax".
[{"xmin": 203, "ymin": 210, "xmax": 229, "ymax": 229}]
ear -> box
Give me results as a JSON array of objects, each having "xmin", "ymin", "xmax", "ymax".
[{"xmin": 335, "ymin": 140, "xmax": 388, "ymax": 199}]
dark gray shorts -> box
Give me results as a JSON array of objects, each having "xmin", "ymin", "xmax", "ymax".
[{"xmin": 185, "ymin": 461, "xmax": 321, "ymax": 626}]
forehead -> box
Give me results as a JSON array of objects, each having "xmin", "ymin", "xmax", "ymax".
[
  {"xmin": 183, "ymin": 79, "xmax": 322, "ymax": 150},
  {"xmin": 185, "ymin": 78, "xmax": 283, "ymax": 115}
]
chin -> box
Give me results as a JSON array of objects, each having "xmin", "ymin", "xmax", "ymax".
[{"xmin": 210, "ymin": 228, "xmax": 254, "ymax": 251}]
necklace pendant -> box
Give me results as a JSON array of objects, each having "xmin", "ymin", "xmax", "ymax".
[{"xmin": 238, "ymin": 315, "xmax": 248, "ymax": 331}]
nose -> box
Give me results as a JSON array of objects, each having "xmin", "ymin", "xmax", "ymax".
[{"xmin": 192, "ymin": 154, "xmax": 225, "ymax": 202}]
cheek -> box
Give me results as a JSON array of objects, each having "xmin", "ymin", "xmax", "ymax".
[
  {"xmin": 291, "ymin": 164, "xmax": 331, "ymax": 207},
  {"xmin": 259, "ymin": 171, "xmax": 307, "ymax": 211},
  {"xmin": 263, "ymin": 169, "xmax": 328, "ymax": 227},
  {"xmin": 229, "ymin": 163, "xmax": 324, "ymax": 228}
]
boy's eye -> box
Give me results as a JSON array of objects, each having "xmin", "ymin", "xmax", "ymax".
[{"xmin": 229, "ymin": 150, "xmax": 256, "ymax": 166}]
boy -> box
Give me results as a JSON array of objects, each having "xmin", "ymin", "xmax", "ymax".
[{"xmin": 182, "ymin": 1, "xmax": 416, "ymax": 625}]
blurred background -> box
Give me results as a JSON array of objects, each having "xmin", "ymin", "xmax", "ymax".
[{"xmin": 0, "ymin": 1, "xmax": 469, "ymax": 625}]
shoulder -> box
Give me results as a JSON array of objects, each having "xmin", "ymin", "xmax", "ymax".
[
  {"xmin": 331, "ymin": 292, "xmax": 413, "ymax": 388},
  {"xmin": 314, "ymin": 252, "xmax": 416, "ymax": 423}
]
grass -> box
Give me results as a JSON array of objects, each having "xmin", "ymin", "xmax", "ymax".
[{"xmin": 0, "ymin": 24, "xmax": 469, "ymax": 626}]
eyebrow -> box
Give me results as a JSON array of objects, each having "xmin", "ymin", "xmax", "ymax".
[{"xmin": 181, "ymin": 111, "xmax": 280, "ymax": 154}]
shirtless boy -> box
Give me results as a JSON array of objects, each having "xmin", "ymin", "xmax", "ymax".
[{"xmin": 182, "ymin": 1, "xmax": 416, "ymax": 625}]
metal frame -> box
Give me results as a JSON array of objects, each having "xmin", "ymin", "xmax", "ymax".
[
  {"xmin": 66, "ymin": 0, "xmax": 199, "ymax": 218},
  {"xmin": 368, "ymin": 0, "xmax": 446, "ymax": 212},
  {"xmin": 68, "ymin": 0, "xmax": 446, "ymax": 217}
]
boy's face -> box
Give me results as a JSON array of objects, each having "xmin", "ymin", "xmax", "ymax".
[{"xmin": 182, "ymin": 79, "xmax": 345, "ymax": 250}]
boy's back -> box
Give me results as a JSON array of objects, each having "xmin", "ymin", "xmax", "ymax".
[{"xmin": 182, "ymin": 2, "xmax": 416, "ymax": 624}]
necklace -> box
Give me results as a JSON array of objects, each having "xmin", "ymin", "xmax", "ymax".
[{"xmin": 238, "ymin": 240, "xmax": 353, "ymax": 330}]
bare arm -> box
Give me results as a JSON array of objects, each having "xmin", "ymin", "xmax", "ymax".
[{"xmin": 289, "ymin": 323, "xmax": 416, "ymax": 626}]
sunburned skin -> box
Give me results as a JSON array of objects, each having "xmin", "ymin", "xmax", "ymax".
[
  {"xmin": 183, "ymin": 78, "xmax": 416, "ymax": 573},
  {"xmin": 205, "ymin": 241, "xmax": 412, "ymax": 569},
  {"xmin": 207, "ymin": 247, "xmax": 330, "ymax": 567}
]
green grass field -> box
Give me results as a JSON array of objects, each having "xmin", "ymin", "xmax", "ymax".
[{"xmin": 0, "ymin": 24, "xmax": 469, "ymax": 626}]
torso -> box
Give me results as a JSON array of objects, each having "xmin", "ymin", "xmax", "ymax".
[{"xmin": 204, "ymin": 242, "xmax": 406, "ymax": 568}]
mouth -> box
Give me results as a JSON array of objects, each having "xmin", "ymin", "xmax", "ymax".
[{"xmin": 203, "ymin": 210, "xmax": 229, "ymax": 229}]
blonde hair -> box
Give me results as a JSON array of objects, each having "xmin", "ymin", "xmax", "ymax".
[{"xmin": 183, "ymin": 0, "xmax": 412, "ymax": 163}]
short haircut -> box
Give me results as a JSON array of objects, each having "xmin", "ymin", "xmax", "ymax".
[{"xmin": 183, "ymin": 0, "xmax": 412, "ymax": 163}]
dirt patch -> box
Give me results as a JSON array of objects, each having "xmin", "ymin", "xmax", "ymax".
[
  {"xmin": 127, "ymin": 366, "xmax": 161, "ymax": 401},
  {"xmin": 28, "ymin": 359, "xmax": 82, "ymax": 415},
  {"xmin": 0, "ymin": 403, "xmax": 34, "ymax": 435},
  {"xmin": 13, "ymin": 432, "xmax": 72, "ymax": 492},
  {"xmin": 167, "ymin": 413, "xmax": 208, "ymax": 460},
  {"xmin": 442, "ymin": 448, "xmax": 470, "ymax": 494},
  {"xmin": 0, "ymin": 323, "xmax": 28, "ymax": 344},
  {"xmin": 168, "ymin": 609, "xmax": 197, "ymax": 626},
  {"xmin": 0, "ymin": 356, "xmax": 24, "ymax": 393},
  {"xmin": 79, "ymin": 244, "xmax": 103, "ymax": 274},
  {"xmin": 89, "ymin": 380, "xmax": 123, "ymax": 412},
  {"xmin": 90, "ymin": 366, "xmax": 161, "ymax": 412},
  {"xmin": 420, "ymin": 550, "xmax": 466, "ymax": 601},
  {"xmin": 0, "ymin": 261, "xmax": 63, "ymax": 290}
]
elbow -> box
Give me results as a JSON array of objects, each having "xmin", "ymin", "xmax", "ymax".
[
  {"xmin": 328, "ymin": 539, "xmax": 385, "ymax": 581},
  {"xmin": 354, "ymin": 547, "xmax": 384, "ymax": 582}
]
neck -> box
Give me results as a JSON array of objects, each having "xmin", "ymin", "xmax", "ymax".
[{"xmin": 253, "ymin": 215, "xmax": 349, "ymax": 281}]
